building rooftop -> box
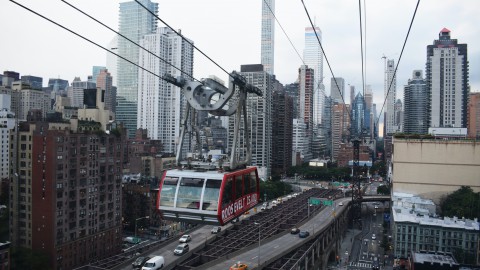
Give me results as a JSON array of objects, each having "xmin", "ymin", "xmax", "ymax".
[
  {"xmin": 412, "ymin": 251, "xmax": 458, "ymax": 266},
  {"xmin": 392, "ymin": 206, "xmax": 479, "ymax": 231}
]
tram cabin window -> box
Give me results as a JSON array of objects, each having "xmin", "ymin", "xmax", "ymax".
[
  {"xmin": 160, "ymin": 176, "xmax": 178, "ymax": 207},
  {"xmin": 202, "ymin": 179, "xmax": 221, "ymax": 211},
  {"xmin": 177, "ymin": 177, "xmax": 204, "ymax": 209}
]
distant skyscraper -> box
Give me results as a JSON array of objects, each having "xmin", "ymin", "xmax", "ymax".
[
  {"xmin": 467, "ymin": 92, "xmax": 480, "ymax": 138},
  {"xmin": 364, "ymin": 85, "xmax": 373, "ymax": 111},
  {"xmin": 321, "ymin": 96, "xmax": 332, "ymax": 156},
  {"xmin": 67, "ymin": 77, "xmax": 96, "ymax": 108},
  {"xmin": 261, "ymin": 0, "xmax": 275, "ymax": 74},
  {"xmin": 404, "ymin": 70, "xmax": 428, "ymax": 134},
  {"xmin": 304, "ymin": 26, "xmax": 324, "ymax": 126},
  {"xmin": 47, "ymin": 78, "xmax": 69, "ymax": 92},
  {"xmin": 331, "ymin": 103, "xmax": 350, "ymax": 161},
  {"xmin": 137, "ymin": 27, "xmax": 194, "ymax": 154},
  {"xmin": 384, "ymin": 59, "xmax": 397, "ymax": 134},
  {"xmin": 21, "ymin": 75, "xmax": 42, "ymax": 90},
  {"xmin": 284, "ymin": 82, "xmax": 299, "ymax": 118},
  {"xmin": 90, "ymin": 66, "xmax": 106, "ymax": 83},
  {"xmin": 426, "ymin": 28, "xmax": 469, "ymax": 128},
  {"xmin": 352, "ymin": 92, "xmax": 367, "ymax": 137},
  {"xmin": 96, "ymin": 68, "xmax": 116, "ymax": 113},
  {"xmin": 331, "ymin": 77, "xmax": 345, "ymax": 103},
  {"xmin": 350, "ymin": 85, "xmax": 356, "ymax": 105},
  {"xmin": 117, "ymin": 0, "xmax": 158, "ymax": 138}
]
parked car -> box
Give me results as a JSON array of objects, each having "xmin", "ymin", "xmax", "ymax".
[
  {"xmin": 141, "ymin": 256, "xmax": 164, "ymax": 270},
  {"xmin": 299, "ymin": 231, "xmax": 310, "ymax": 238},
  {"xmin": 291, "ymin": 227, "xmax": 300, "ymax": 234},
  {"xmin": 211, "ymin": 226, "xmax": 221, "ymax": 234},
  {"xmin": 132, "ymin": 256, "xmax": 150, "ymax": 269},
  {"xmin": 179, "ymin": 234, "xmax": 191, "ymax": 243},
  {"xmin": 230, "ymin": 261, "xmax": 248, "ymax": 270},
  {"xmin": 261, "ymin": 203, "xmax": 268, "ymax": 210},
  {"xmin": 174, "ymin": 243, "xmax": 189, "ymax": 256}
]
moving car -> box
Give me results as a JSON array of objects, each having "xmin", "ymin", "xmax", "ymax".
[
  {"xmin": 211, "ymin": 226, "xmax": 221, "ymax": 234},
  {"xmin": 371, "ymin": 234, "xmax": 376, "ymax": 240},
  {"xmin": 230, "ymin": 261, "xmax": 248, "ymax": 270},
  {"xmin": 179, "ymin": 234, "xmax": 191, "ymax": 243},
  {"xmin": 231, "ymin": 217, "xmax": 240, "ymax": 223},
  {"xmin": 339, "ymin": 202, "xmax": 344, "ymax": 206},
  {"xmin": 132, "ymin": 256, "xmax": 150, "ymax": 269},
  {"xmin": 141, "ymin": 256, "xmax": 164, "ymax": 270},
  {"xmin": 299, "ymin": 231, "xmax": 310, "ymax": 238},
  {"xmin": 291, "ymin": 227, "xmax": 300, "ymax": 234},
  {"xmin": 261, "ymin": 203, "xmax": 268, "ymax": 210},
  {"xmin": 174, "ymin": 243, "xmax": 189, "ymax": 256}
]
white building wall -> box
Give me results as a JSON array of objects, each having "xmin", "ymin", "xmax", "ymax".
[{"xmin": 137, "ymin": 27, "xmax": 193, "ymax": 154}]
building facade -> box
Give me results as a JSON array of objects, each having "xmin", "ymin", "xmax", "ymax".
[
  {"xmin": 467, "ymin": 92, "xmax": 480, "ymax": 138},
  {"xmin": 117, "ymin": 0, "xmax": 158, "ymax": 138},
  {"xmin": 427, "ymin": 28, "xmax": 469, "ymax": 129},
  {"xmin": 298, "ymin": 65, "xmax": 314, "ymax": 128},
  {"xmin": 392, "ymin": 137, "xmax": 480, "ymax": 203},
  {"xmin": 404, "ymin": 70, "xmax": 429, "ymax": 134},
  {"xmin": 331, "ymin": 103, "xmax": 350, "ymax": 161},
  {"xmin": 96, "ymin": 68, "xmax": 116, "ymax": 114},
  {"xmin": 261, "ymin": 0, "xmax": 275, "ymax": 74},
  {"xmin": 137, "ymin": 27, "xmax": 194, "ymax": 155},
  {"xmin": 67, "ymin": 77, "xmax": 96, "ymax": 108},
  {"xmin": 11, "ymin": 81, "xmax": 50, "ymax": 121}
]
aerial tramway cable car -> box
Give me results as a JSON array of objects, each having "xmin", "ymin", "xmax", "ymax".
[{"xmin": 157, "ymin": 72, "xmax": 262, "ymax": 225}]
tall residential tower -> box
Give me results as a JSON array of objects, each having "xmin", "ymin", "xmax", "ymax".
[
  {"xmin": 426, "ymin": 28, "xmax": 469, "ymax": 128},
  {"xmin": 261, "ymin": 0, "xmax": 275, "ymax": 74}
]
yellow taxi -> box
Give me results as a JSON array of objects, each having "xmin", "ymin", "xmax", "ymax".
[{"xmin": 230, "ymin": 261, "xmax": 248, "ymax": 270}]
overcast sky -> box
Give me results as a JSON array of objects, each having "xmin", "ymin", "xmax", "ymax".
[{"xmin": 1, "ymin": 0, "xmax": 479, "ymax": 107}]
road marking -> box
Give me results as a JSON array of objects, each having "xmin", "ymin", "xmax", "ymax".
[
  {"xmin": 251, "ymin": 256, "xmax": 258, "ymax": 259},
  {"xmin": 274, "ymin": 245, "xmax": 279, "ymax": 249}
]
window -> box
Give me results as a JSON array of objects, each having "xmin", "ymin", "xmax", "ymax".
[
  {"xmin": 159, "ymin": 176, "xmax": 178, "ymax": 207},
  {"xmin": 221, "ymin": 177, "xmax": 233, "ymax": 209},
  {"xmin": 202, "ymin": 179, "xmax": 221, "ymax": 211},
  {"xmin": 176, "ymin": 177, "xmax": 204, "ymax": 209}
]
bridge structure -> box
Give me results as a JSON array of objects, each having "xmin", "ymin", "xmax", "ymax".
[{"xmin": 205, "ymin": 195, "xmax": 391, "ymax": 270}]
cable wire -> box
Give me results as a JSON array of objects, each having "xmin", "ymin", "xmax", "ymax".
[
  {"xmin": 375, "ymin": 0, "xmax": 420, "ymax": 135},
  {"xmin": 60, "ymin": 0, "xmax": 200, "ymax": 83},
  {"xmin": 135, "ymin": 0, "xmax": 231, "ymax": 78},
  {"xmin": 8, "ymin": 0, "xmax": 171, "ymax": 85}
]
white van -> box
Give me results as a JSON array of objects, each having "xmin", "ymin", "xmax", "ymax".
[{"xmin": 141, "ymin": 256, "xmax": 164, "ymax": 270}]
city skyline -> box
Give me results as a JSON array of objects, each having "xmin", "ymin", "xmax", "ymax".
[{"xmin": 0, "ymin": 0, "xmax": 479, "ymax": 108}]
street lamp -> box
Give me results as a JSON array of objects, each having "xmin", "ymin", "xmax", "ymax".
[
  {"xmin": 135, "ymin": 216, "xmax": 150, "ymax": 238},
  {"xmin": 254, "ymin": 222, "xmax": 261, "ymax": 268}
]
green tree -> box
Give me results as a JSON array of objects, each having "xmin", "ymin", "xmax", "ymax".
[
  {"xmin": 377, "ymin": 185, "xmax": 390, "ymax": 195},
  {"xmin": 259, "ymin": 180, "xmax": 292, "ymax": 201},
  {"xmin": 11, "ymin": 247, "xmax": 52, "ymax": 270},
  {"xmin": 440, "ymin": 186, "xmax": 480, "ymax": 220}
]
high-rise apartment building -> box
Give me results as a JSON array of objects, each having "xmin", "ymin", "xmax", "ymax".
[
  {"xmin": 10, "ymin": 89, "xmax": 125, "ymax": 269},
  {"xmin": 350, "ymin": 85, "xmax": 356, "ymax": 106},
  {"xmin": 304, "ymin": 26, "xmax": 324, "ymax": 126},
  {"xmin": 426, "ymin": 28, "xmax": 469, "ymax": 128},
  {"xmin": 67, "ymin": 77, "xmax": 96, "ymax": 108},
  {"xmin": 272, "ymin": 88, "xmax": 293, "ymax": 175},
  {"xmin": 331, "ymin": 77, "xmax": 345, "ymax": 103},
  {"xmin": 229, "ymin": 64, "xmax": 273, "ymax": 179},
  {"xmin": 404, "ymin": 70, "xmax": 428, "ymax": 134},
  {"xmin": 261, "ymin": 0, "xmax": 275, "ymax": 74},
  {"xmin": 137, "ymin": 27, "xmax": 194, "ymax": 154},
  {"xmin": 384, "ymin": 59, "xmax": 397, "ymax": 134},
  {"xmin": 321, "ymin": 96, "xmax": 332, "ymax": 157},
  {"xmin": 467, "ymin": 92, "xmax": 480, "ymax": 138},
  {"xmin": 11, "ymin": 81, "xmax": 50, "ymax": 121},
  {"xmin": 284, "ymin": 82, "xmax": 299, "ymax": 118},
  {"xmin": 117, "ymin": 0, "xmax": 158, "ymax": 138},
  {"xmin": 47, "ymin": 78, "xmax": 69, "ymax": 93}
]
